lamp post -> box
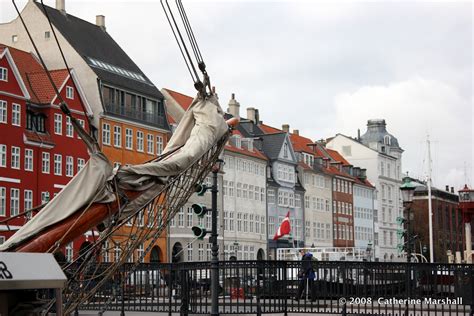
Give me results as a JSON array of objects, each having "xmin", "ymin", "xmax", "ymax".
[
  {"xmin": 400, "ymin": 177, "xmax": 416, "ymax": 263},
  {"xmin": 210, "ymin": 159, "xmax": 224, "ymax": 316}
]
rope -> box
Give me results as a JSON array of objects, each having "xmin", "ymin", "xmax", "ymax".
[{"xmin": 39, "ymin": 0, "xmax": 94, "ymax": 135}]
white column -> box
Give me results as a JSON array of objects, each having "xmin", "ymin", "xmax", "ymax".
[{"xmin": 465, "ymin": 222, "xmax": 472, "ymax": 264}]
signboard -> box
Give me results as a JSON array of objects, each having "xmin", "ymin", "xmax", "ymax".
[{"xmin": 0, "ymin": 252, "xmax": 66, "ymax": 290}]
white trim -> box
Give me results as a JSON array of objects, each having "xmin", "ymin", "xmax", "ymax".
[
  {"xmin": 0, "ymin": 91, "xmax": 29, "ymax": 100},
  {"xmin": 100, "ymin": 114, "xmax": 170, "ymax": 134},
  {"xmin": 50, "ymin": 104, "xmax": 86, "ymax": 116},
  {"xmin": 1, "ymin": 48, "xmax": 31, "ymax": 100},
  {"xmin": 23, "ymin": 134, "xmax": 55, "ymax": 149},
  {"xmin": 53, "ymin": 184, "xmax": 66, "ymax": 189},
  {"xmin": 0, "ymin": 176, "xmax": 21, "ymax": 183},
  {"xmin": 51, "ymin": 73, "xmax": 70, "ymax": 105},
  {"xmin": 0, "ymin": 224, "xmax": 21, "ymax": 231}
]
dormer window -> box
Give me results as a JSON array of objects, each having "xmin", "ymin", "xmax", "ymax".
[
  {"xmin": 247, "ymin": 139, "xmax": 253, "ymax": 152},
  {"xmin": 0, "ymin": 68, "xmax": 7, "ymax": 81},
  {"xmin": 384, "ymin": 135, "xmax": 391, "ymax": 145},
  {"xmin": 234, "ymin": 135, "xmax": 241, "ymax": 149},
  {"xmin": 66, "ymin": 86, "xmax": 74, "ymax": 99}
]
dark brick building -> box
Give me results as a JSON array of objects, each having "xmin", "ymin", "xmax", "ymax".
[{"xmin": 410, "ymin": 182, "xmax": 463, "ymax": 263}]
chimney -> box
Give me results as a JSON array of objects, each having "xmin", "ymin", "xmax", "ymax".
[
  {"xmin": 56, "ymin": 0, "xmax": 65, "ymax": 13},
  {"xmin": 247, "ymin": 107, "xmax": 256, "ymax": 123},
  {"xmin": 282, "ymin": 124, "xmax": 290, "ymax": 133},
  {"xmin": 357, "ymin": 129, "xmax": 361, "ymax": 141},
  {"xmin": 255, "ymin": 109, "xmax": 260, "ymax": 124},
  {"xmin": 227, "ymin": 93, "xmax": 240, "ymax": 118},
  {"xmin": 96, "ymin": 15, "xmax": 106, "ymax": 31},
  {"xmin": 451, "ymin": 187, "xmax": 454, "ymax": 193},
  {"xmin": 293, "ymin": 129, "xmax": 299, "ymax": 136},
  {"xmin": 446, "ymin": 185, "xmax": 449, "ymax": 192}
]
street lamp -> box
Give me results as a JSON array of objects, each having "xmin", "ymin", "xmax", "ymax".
[
  {"xmin": 400, "ymin": 176, "xmax": 416, "ymax": 263},
  {"xmin": 210, "ymin": 158, "xmax": 224, "ymax": 316}
]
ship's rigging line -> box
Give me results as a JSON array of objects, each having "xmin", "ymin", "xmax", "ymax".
[
  {"xmin": 161, "ymin": 0, "xmax": 211, "ymax": 94},
  {"xmin": 11, "ymin": 0, "xmax": 94, "ymax": 137}
]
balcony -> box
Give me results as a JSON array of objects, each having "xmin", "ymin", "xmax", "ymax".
[{"xmin": 104, "ymin": 103, "xmax": 166, "ymax": 128}]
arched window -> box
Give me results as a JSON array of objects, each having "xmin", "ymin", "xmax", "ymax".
[{"xmin": 384, "ymin": 135, "xmax": 391, "ymax": 145}]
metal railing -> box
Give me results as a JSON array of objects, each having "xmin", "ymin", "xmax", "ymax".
[
  {"xmin": 77, "ymin": 260, "xmax": 473, "ymax": 315},
  {"xmin": 104, "ymin": 103, "xmax": 166, "ymax": 127}
]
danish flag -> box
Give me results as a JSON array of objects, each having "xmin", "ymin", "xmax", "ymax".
[{"xmin": 273, "ymin": 211, "xmax": 291, "ymax": 240}]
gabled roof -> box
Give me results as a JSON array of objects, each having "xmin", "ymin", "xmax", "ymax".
[
  {"xmin": 0, "ymin": 45, "xmax": 37, "ymax": 99},
  {"xmin": 163, "ymin": 88, "xmax": 194, "ymax": 111},
  {"xmin": 35, "ymin": 2, "xmax": 162, "ymax": 99},
  {"xmin": 26, "ymin": 69, "xmax": 69, "ymax": 104},
  {"xmin": 325, "ymin": 148, "xmax": 351, "ymax": 166},
  {"xmin": 225, "ymin": 143, "xmax": 267, "ymax": 161},
  {"xmin": 259, "ymin": 123, "xmax": 282, "ymax": 134},
  {"xmin": 353, "ymin": 177, "xmax": 375, "ymax": 188},
  {"xmin": 289, "ymin": 133, "xmax": 315, "ymax": 154},
  {"xmin": 260, "ymin": 132, "xmax": 289, "ymax": 160}
]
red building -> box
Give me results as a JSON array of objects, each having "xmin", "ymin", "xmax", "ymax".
[{"xmin": 0, "ymin": 45, "xmax": 91, "ymax": 259}]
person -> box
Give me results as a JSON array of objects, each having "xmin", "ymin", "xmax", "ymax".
[{"xmin": 294, "ymin": 249, "xmax": 317, "ymax": 301}]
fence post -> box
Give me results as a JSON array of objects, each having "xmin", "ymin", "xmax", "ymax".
[
  {"xmin": 120, "ymin": 265, "xmax": 125, "ymax": 316},
  {"xmin": 256, "ymin": 261, "xmax": 262, "ymax": 316},
  {"xmin": 283, "ymin": 261, "xmax": 288, "ymax": 316},
  {"xmin": 180, "ymin": 267, "xmax": 189, "ymax": 316}
]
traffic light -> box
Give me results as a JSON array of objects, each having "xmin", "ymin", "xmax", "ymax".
[
  {"xmin": 396, "ymin": 216, "xmax": 407, "ymax": 225},
  {"xmin": 191, "ymin": 203, "xmax": 209, "ymax": 217},
  {"xmin": 192, "ymin": 225, "xmax": 208, "ymax": 240},
  {"xmin": 195, "ymin": 183, "xmax": 211, "ymax": 196}
]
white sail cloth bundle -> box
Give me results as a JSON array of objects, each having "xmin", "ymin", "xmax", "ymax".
[{"xmin": 0, "ymin": 95, "xmax": 228, "ymax": 251}]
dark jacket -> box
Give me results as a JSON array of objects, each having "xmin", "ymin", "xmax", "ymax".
[{"xmin": 299, "ymin": 253, "xmax": 316, "ymax": 280}]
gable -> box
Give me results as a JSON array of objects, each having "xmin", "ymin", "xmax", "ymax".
[
  {"xmin": 0, "ymin": 48, "xmax": 30, "ymax": 99},
  {"xmin": 278, "ymin": 134, "xmax": 297, "ymax": 162}
]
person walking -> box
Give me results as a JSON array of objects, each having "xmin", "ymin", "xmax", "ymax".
[{"xmin": 294, "ymin": 249, "xmax": 316, "ymax": 301}]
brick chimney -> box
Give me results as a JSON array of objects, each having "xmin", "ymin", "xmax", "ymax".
[
  {"xmin": 282, "ymin": 124, "xmax": 290, "ymax": 133},
  {"xmin": 293, "ymin": 129, "xmax": 299, "ymax": 136},
  {"xmin": 247, "ymin": 107, "xmax": 256, "ymax": 123},
  {"xmin": 96, "ymin": 15, "xmax": 106, "ymax": 31},
  {"xmin": 227, "ymin": 93, "xmax": 240, "ymax": 118},
  {"xmin": 56, "ymin": 0, "xmax": 65, "ymax": 13}
]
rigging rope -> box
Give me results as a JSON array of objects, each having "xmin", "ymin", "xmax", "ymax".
[
  {"xmin": 11, "ymin": 1, "xmax": 94, "ymax": 137},
  {"xmin": 160, "ymin": 0, "xmax": 210, "ymax": 95}
]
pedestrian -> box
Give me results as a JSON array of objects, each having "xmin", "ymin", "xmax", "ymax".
[{"xmin": 294, "ymin": 249, "xmax": 316, "ymax": 301}]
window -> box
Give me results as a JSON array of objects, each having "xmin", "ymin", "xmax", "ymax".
[
  {"xmin": 156, "ymin": 136, "xmax": 163, "ymax": 155},
  {"xmin": 187, "ymin": 207, "xmax": 193, "ymax": 227},
  {"xmin": 0, "ymin": 67, "xmax": 7, "ymax": 81},
  {"xmin": 11, "ymin": 35, "xmax": 18, "ymax": 43},
  {"xmin": 54, "ymin": 154, "xmax": 62, "ymax": 175},
  {"xmin": 0, "ymin": 145, "xmax": 6, "ymax": 167},
  {"xmin": 39, "ymin": 152, "xmax": 50, "ymax": 175},
  {"xmin": 66, "ymin": 117, "xmax": 73, "ymax": 137},
  {"xmin": 229, "ymin": 212, "xmax": 234, "ymax": 231},
  {"xmin": 0, "ymin": 100, "xmax": 6, "ymax": 124},
  {"xmin": 66, "ymin": 156, "xmax": 73, "ymax": 177},
  {"xmin": 12, "ymin": 104, "xmax": 20, "ymax": 126},
  {"xmin": 283, "ymin": 143, "xmax": 289, "ymax": 159},
  {"xmin": 54, "ymin": 113, "xmax": 62, "ymax": 135},
  {"xmin": 45, "ymin": 31, "xmax": 51, "ymax": 39},
  {"xmin": 77, "ymin": 158, "xmax": 85, "ymax": 172},
  {"xmin": 24, "ymin": 190, "xmax": 33, "ymax": 214},
  {"xmin": 66, "ymin": 86, "xmax": 74, "ymax": 99},
  {"xmin": 260, "ymin": 187, "xmax": 265, "ymax": 202},
  {"xmin": 102, "ymin": 123, "xmax": 110, "ymax": 145},
  {"xmin": 136, "ymin": 131, "xmax": 144, "ymax": 151},
  {"xmin": 342, "ymin": 145, "xmax": 352, "ymax": 156},
  {"xmin": 268, "ymin": 189, "xmax": 275, "ymax": 204},
  {"xmin": 10, "ymin": 188, "xmax": 19, "ymax": 216},
  {"xmin": 0, "ymin": 187, "xmax": 5, "ymax": 216},
  {"xmin": 11, "ymin": 146, "xmax": 20, "ymax": 169},
  {"xmin": 147, "ymin": 134, "xmax": 154, "ymax": 154},
  {"xmin": 187, "ymin": 244, "xmax": 193, "ymax": 261},
  {"xmin": 125, "ymin": 128, "xmax": 133, "ymax": 149},
  {"xmin": 24, "ymin": 149, "xmax": 33, "ymax": 171},
  {"xmin": 113, "ymin": 126, "xmax": 122, "ymax": 147},
  {"xmin": 380, "ymin": 161, "xmax": 385, "ymax": 176}
]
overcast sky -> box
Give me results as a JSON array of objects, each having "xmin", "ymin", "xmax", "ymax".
[{"xmin": 1, "ymin": 0, "xmax": 472, "ymax": 190}]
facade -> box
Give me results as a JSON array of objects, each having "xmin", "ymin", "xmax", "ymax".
[
  {"xmin": 0, "ymin": 1, "xmax": 171, "ymax": 262},
  {"xmin": 0, "ymin": 45, "xmax": 90, "ymax": 258},
  {"xmin": 352, "ymin": 169, "xmax": 376, "ymax": 253},
  {"xmin": 235, "ymin": 108, "xmax": 304, "ymax": 258},
  {"xmin": 327, "ymin": 119, "xmax": 403, "ymax": 261},
  {"xmin": 409, "ymin": 179, "xmax": 463, "ymax": 263},
  {"xmin": 289, "ymin": 130, "xmax": 333, "ymax": 248}
]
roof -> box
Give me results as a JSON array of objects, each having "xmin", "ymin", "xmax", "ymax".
[
  {"xmin": 353, "ymin": 177, "xmax": 375, "ymax": 188},
  {"xmin": 260, "ymin": 132, "xmax": 288, "ymax": 160},
  {"xmin": 259, "ymin": 123, "xmax": 282, "ymax": 134},
  {"xmin": 225, "ymin": 143, "xmax": 268, "ymax": 161},
  {"xmin": 24, "ymin": 130, "xmax": 55, "ymax": 147},
  {"xmin": 163, "ymin": 88, "xmax": 194, "ymax": 111},
  {"xmin": 325, "ymin": 148, "xmax": 351, "ymax": 166},
  {"xmin": 26, "ymin": 70, "xmax": 69, "ymax": 104},
  {"xmin": 360, "ymin": 119, "xmax": 401, "ymax": 149},
  {"xmin": 326, "ymin": 165, "xmax": 355, "ymax": 180},
  {"xmin": 290, "ymin": 133, "xmax": 315, "ymax": 154},
  {"xmin": 35, "ymin": 2, "xmax": 162, "ymax": 99}
]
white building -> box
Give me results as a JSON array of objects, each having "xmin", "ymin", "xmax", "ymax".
[{"xmin": 327, "ymin": 119, "xmax": 403, "ymax": 261}]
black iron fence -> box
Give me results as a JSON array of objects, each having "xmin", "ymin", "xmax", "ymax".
[{"xmin": 78, "ymin": 260, "xmax": 473, "ymax": 315}]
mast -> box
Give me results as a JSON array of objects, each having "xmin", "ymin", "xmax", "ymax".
[{"xmin": 427, "ymin": 134, "xmax": 434, "ymax": 263}]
